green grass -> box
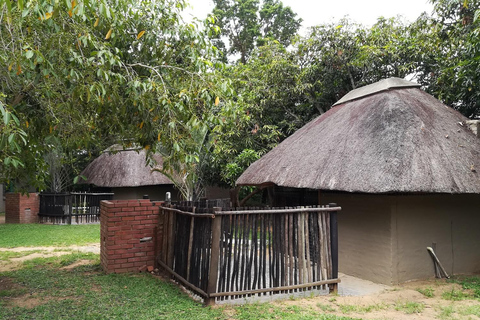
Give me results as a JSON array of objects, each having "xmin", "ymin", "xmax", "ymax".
[
  {"xmin": 438, "ymin": 305, "xmax": 456, "ymax": 320},
  {"xmin": 442, "ymin": 288, "xmax": 472, "ymax": 301},
  {"xmin": 457, "ymin": 304, "xmax": 480, "ymax": 317},
  {"xmin": 337, "ymin": 303, "xmax": 387, "ymax": 314},
  {"xmin": 317, "ymin": 303, "xmax": 336, "ymax": 312},
  {"xmin": 233, "ymin": 303, "xmax": 360, "ymax": 320},
  {"xmin": 394, "ymin": 301, "xmax": 425, "ymax": 314},
  {"xmin": 438, "ymin": 304, "xmax": 480, "ymax": 319},
  {"xmin": 0, "ymin": 250, "xmax": 41, "ymax": 261},
  {"xmin": 416, "ymin": 287, "xmax": 434, "ymax": 298},
  {"xmin": 0, "ymin": 252, "xmax": 363, "ymax": 320},
  {"xmin": 449, "ymin": 276, "xmax": 480, "ymax": 299},
  {"xmin": 0, "ymin": 224, "xmax": 100, "ymax": 247},
  {"xmin": 0, "ymin": 254, "xmax": 225, "ymax": 320}
]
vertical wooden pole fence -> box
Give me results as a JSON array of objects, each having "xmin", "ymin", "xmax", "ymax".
[
  {"xmin": 156, "ymin": 203, "xmax": 341, "ymax": 305},
  {"xmin": 206, "ymin": 207, "xmax": 222, "ymax": 306}
]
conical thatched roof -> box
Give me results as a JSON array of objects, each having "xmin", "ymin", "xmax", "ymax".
[
  {"xmin": 80, "ymin": 145, "xmax": 173, "ymax": 187},
  {"xmin": 237, "ymin": 78, "xmax": 480, "ymax": 194}
]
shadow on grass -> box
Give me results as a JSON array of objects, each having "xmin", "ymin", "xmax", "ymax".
[
  {"xmin": 0, "ymin": 253, "xmax": 363, "ymax": 320},
  {"xmin": 0, "ymin": 253, "xmax": 225, "ymax": 320}
]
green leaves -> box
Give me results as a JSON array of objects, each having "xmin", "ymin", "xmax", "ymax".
[
  {"xmin": 0, "ymin": 0, "xmax": 241, "ymax": 195},
  {"xmin": 0, "ymin": 101, "xmax": 27, "ymax": 172},
  {"xmin": 211, "ymin": 0, "xmax": 301, "ymax": 63}
]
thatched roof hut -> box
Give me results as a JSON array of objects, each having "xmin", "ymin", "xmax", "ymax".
[
  {"xmin": 237, "ymin": 78, "xmax": 480, "ymax": 285},
  {"xmin": 237, "ymin": 78, "xmax": 480, "ymax": 193},
  {"xmin": 80, "ymin": 145, "xmax": 172, "ymax": 187}
]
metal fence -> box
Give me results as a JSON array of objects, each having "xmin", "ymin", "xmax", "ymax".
[
  {"xmin": 39, "ymin": 192, "xmax": 114, "ymax": 224},
  {"xmin": 156, "ymin": 202, "xmax": 340, "ymax": 305}
]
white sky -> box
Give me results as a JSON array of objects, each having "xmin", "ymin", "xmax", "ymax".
[{"xmin": 185, "ymin": 0, "xmax": 434, "ymax": 29}]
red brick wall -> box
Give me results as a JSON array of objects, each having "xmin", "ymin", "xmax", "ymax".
[
  {"xmin": 100, "ymin": 199, "xmax": 163, "ymax": 274},
  {"xmin": 5, "ymin": 193, "xmax": 39, "ymax": 224}
]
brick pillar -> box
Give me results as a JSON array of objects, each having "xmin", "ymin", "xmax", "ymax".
[
  {"xmin": 5, "ymin": 193, "xmax": 39, "ymax": 224},
  {"xmin": 100, "ymin": 199, "xmax": 163, "ymax": 274}
]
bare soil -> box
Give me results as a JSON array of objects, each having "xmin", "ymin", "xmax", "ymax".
[
  {"xmin": 274, "ymin": 279, "xmax": 480, "ymax": 320},
  {"xmin": 0, "ymin": 244, "xmax": 99, "ymax": 272}
]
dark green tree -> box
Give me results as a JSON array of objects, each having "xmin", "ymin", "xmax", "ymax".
[
  {"xmin": 0, "ymin": 0, "xmax": 240, "ymax": 197},
  {"xmin": 211, "ymin": 0, "xmax": 301, "ymax": 63},
  {"xmin": 414, "ymin": 0, "xmax": 480, "ymax": 118}
]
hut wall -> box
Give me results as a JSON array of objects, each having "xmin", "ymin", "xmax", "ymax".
[
  {"xmin": 113, "ymin": 186, "xmax": 179, "ymax": 202},
  {"xmin": 322, "ymin": 192, "xmax": 480, "ymax": 285},
  {"xmin": 321, "ymin": 193, "xmax": 395, "ymax": 285},
  {"xmin": 393, "ymin": 194, "xmax": 480, "ymax": 283}
]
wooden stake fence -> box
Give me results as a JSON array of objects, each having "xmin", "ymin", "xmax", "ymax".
[{"xmin": 156, "ymin": 203, "xmax": 340, "ymax": 305}]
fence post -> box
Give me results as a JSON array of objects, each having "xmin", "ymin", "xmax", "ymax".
[
  {"xmin": 186, "ymin": 207, "xmax": 195, "ymax": 281},
  {"xmin": 328, "ymin": 203, "xmax": 338, "ymax": 294},
  {"xmin": 67, "ymin": 193, "xmax": 72, "ymax": 225},
  {"xmin": 166, "ymin": 209, "xmax": 176, "ymax": 270},
  {"xmin": 205, "ymin": 207, "xmax": 222, "ymax": 306}
]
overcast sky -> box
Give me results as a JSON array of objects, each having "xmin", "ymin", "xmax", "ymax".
[{"xmin": 184, "ymin": 0, "xmax": 434, "ymax": 29}]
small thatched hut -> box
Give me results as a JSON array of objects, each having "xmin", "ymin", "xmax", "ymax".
[
  {"xmin": 237, "ymin": 78, "xmax": 480, "ymax": 285},
  {"xmin": 80, "ymin": 145, "xmax": 178, "ymax": 201}
]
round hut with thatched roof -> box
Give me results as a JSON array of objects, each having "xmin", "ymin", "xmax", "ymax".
[
  {"xmin": 80, "ymin": 145, "xmax": 179, "ymax": 201},
  {"xmin": 237, "ymin": 78, "xmax": 480, "ymax": 285}
]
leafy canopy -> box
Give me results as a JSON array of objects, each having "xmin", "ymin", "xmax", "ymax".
[
  {"xmin": 0, "ymin": 0, "xmax": 240, "ymax": 197},
  {"xmin": 211, "ymin": 0, "xmax": 302, "ymax": 63}
]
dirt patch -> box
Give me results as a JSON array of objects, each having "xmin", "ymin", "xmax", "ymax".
[
  {"xmin": 60, "ymin": 259, "xmax": 93, "ymax": 270},
  {"xmin": 0, "ymin": 215, "xmax": 5, "ymax": 224},
  {"xmin": 0, "ymin": 244, "xmax": 99, "ymax": 272},
  {"xmin": 0, "ymin": 244, "xmax": 100, "ymax": 254},
  {"xmin": 0, "ymin": 276, "xmax": 19, "ymax": 291},
  {"xmin": 0, "ymin": 261, "xmax": 23, "ymax": 272},
  {"xmin": 0, "ymin": 277, "xmax": 40, "ymax": 309},
  {"xmin": 10, "ymin": 251, "xmax": 73, "ymax": 262},
  {"xmin": 4, "ymin": 292, "xmax": 76, "ymax": 309},
  {"xmin": 9, "ymin": 296, "xmax": 44, "ymax": 309},
  {"xmin": 271, "ymin": 279, "xmax": 480, "ymax": 320}
]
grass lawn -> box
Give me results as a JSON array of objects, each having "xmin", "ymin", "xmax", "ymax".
[
  {"xmin": 1, "ymin": 225, "xmax": 479, "ymax": 319},
  {"xmin": 0, "ymin": 224, "xmax": 357, "ymax": 320},
  {"xmin": 0, "ymin": 254, "xmax": 358, "ymax": 320},
  {"xmin": 0, "ymin": 224, "xmax": 100, "ymax": 247}
]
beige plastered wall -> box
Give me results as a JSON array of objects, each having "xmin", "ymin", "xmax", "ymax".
[
  {"xmin": 321, "ymin": 192, "xmax": 480, "ymax": 285},
  {"xmin": 321, "ymin": 193, "xmax": 395, "ymax": 284},
  {"xmin": 393, "ymin": 194, "xmax": 480, "ymax": 283}
]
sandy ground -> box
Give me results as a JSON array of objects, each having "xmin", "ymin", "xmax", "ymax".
[{"xmin": 288, "ymin": 280, "xmax": 480, "ymax": 320}]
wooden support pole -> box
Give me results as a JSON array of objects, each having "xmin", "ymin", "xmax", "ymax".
[
  {"xmin": 186, "ymin": 208, "xmax": 195, "ymax": 281},
  {"xmin": 166, "ymin": 211, "xmax": 176, "ymax": 270},
  {"xmin": 206, "ymin": 207, "xmax": 222, "ymax": 306},
  {"xmin": 328, "ymin": 203, "xmax": 339, "ymax": 294}
]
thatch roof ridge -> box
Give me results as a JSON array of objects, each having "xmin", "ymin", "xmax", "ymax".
[
  {"xmin": 333, "ymin": 77, "xmax": 420, "ymax": 107},
  {"xmin": 80, "ymin": 145, "xmax": 173, "ymax": 187},
  {"xmin": 237, "ymin": 82, "xmax": 480, "ymax": 194}
]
